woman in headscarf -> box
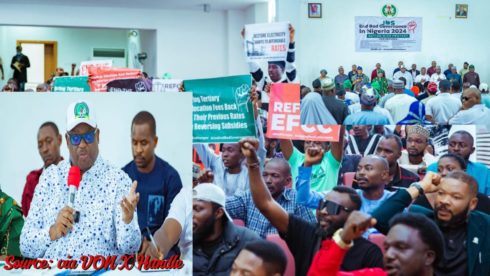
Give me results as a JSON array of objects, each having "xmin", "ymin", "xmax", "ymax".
[
  {"xmin": 300, "ymin": 91, "xmax": 337, "ymax": 125},
  {"xmin": 397, "ymin": 100, "xmax": 432, "ymax": 125}
]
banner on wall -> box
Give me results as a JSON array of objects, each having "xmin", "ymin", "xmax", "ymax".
[
  {"xmin": 244, "ymin": 22, "xmax": 290, "ymax": 62},
  {"xmin": 88, "ymin": 67, "xmax": 142, "ymax": 92},
  {"xmin": 184, "ymin": 75, "xmax": 256, "ymax": 143},
  {"xmin": 355, "ymin": 16, "xmax": 422, "ymax": 52},
  {"xmin": 52, "ymin": 76, "xmax": 91, "ymax": 92},
  {"xmin": 79, "ymin": 60, "xmax": 113, "ymax": 76},
  {"xmin": 152, "ymin": 79, "xmax": 182, "ymax": 92},
  {"xmin": 106, "ymin": 78, "xmax": 152, "ymax": 92},
  {"xmin": 267, "ymin": 83, "xmax": 341, "ymax": 142}
]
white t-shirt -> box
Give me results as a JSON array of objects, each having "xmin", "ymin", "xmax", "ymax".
[
  {"xmin": 415, "ymin": 74, "xmax": 431, "ymax": 84},
  {"xmin": 393, "ymin": 71, "xmax": 414, "ymax": 89},
  {"xmin": 166, "ymin": 187, "xmax": 192, "ymax": 261},
  {"xmin": 384, "ymin": 94, "xmax": 418, "ymax": 123},
  {"xmin": 430, "ymin": 73, "xmax": 446, "ymax": 86},
  {"xmin": 345, "ymin": 91, "xmax": 360, "ymax": 104},
  {"xmin": 449, "ymin": 104, "xmax": 490, "ymax": 131},
  {"xmin": 425, "ymin": 93, "xmax": 462, "ymax": 124}
]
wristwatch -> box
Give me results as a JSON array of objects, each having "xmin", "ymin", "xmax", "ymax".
[{"xmin": 409, "ymin": 182, "xmax": 424, "ymax": 196}]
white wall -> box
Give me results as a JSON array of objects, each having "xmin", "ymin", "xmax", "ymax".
[
  {"xmin": 0, "ymin": 93, "xmax": 192, "ymax": 204},
  {"xmin": 139, "ymin": 29, "xmax": 158, "ymax": 77},
  {"xmin": 276, "ymin": 0, "xmax": 490, "ymax": 87},
  {"xmin": 0, "ymin": 25, "xmax": 128, "ymax": 87}
]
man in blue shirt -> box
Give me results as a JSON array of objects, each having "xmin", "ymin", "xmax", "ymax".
[
  {"xmin": 427, "ymin": 130, "xmax": 490, "ymax": 195},
  {"xmin": 343, "ymin": 88, "xmax": 390, "ymax": 125},
  {"xmin": 123, "ymin": 111, "xmax": 183, "ymax": 258}
]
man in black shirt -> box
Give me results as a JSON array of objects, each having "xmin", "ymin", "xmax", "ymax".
[
  {"xmin": 239, "ymin": 137, "xmax": 384, "ymax": 276},
  {"xmin": 321, "ymin": 78, "xmax": 349, "ymax": 124},
  {"xmin": 10, "ymin": 46, "xmax": 30, "ymax": 91},
  {"xmin": 346, "ymin": 125, "xmax": 382, "ymax": 156},
  {"xmin": 375, "ymin": 134, "xmax": 420, "ymax": 190}
]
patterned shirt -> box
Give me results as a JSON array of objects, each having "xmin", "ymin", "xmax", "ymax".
[
  {"xmin": 20, "ymin": 156, "xmax": 141, "ymax": 259},
  {"xmin": 226, "ymin": 188, "xmax": 316, "ymax": 238}
]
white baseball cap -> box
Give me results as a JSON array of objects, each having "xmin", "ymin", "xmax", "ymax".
[
  {"xmin": 479, "ymin": 83, "xmax": 488, "ymax": 91},
  {"xmin": 66, "ymin": 100, "xmax": 97, "ymax": 131},
  {"xmin": 193, "ymin": 183, "xmax": 232, "ymax": 221}
]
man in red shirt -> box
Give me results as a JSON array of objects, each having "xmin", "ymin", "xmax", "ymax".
[{"xmin": 21, "ymin": 122, "xmax": 63, "ymax": 216}]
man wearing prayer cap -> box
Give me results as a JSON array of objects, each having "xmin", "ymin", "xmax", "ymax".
[
  {"xmin": 351, "ymin": 66, "xmax": 369, "ymax": 92},
  {"xmin": 321, "ymin": 78, "xmax": 349, "ymax": 124},
  {"xmin": 343, "ymin": 87, "xmax": 390, "ymax": 125},
  {"xmin": 399, "ymin": 125, "xmax": 437, "ymax": 175}
]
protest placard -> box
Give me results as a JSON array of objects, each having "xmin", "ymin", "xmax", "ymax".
[
  {"xmin": 106, "ymin": 78, "xmax": 152, "ymax": 92},
  {"xmin": 152, "ymin": 79, "xmax": 182, "ymax": 92},
  {"xmin": 88, "ymin": 67, "xmax": 142, "ymax": 92},
  {"xmin": 244, "ymin": 22, "xmax": 290, "ymax": 62},
  {"xmin": 184, "ymin": 75, "xmax": 256, "ymax": 143},
  {"xmin": 52, "ymin": 76, "xmax": 90, "ymax": 92},
  {"xmin": 355, "ymin": 17, "xmax": 422, "ymax": 52},
  {"xmin": 266, "ymin": 83, "xmax": 340, "ymax": 141},
  {"xmin": 79, "ymin": 60, "xmax": 113, "ymax": 76}
]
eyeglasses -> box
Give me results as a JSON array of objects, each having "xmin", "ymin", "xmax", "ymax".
[
  {"xmin": 317, "ymin": 199, "xmax": 352, "ymax": 215},
  {"xmin": 67, "ymin": 129, "xmax": 97, "ymax": 146},
  {"xmin": 461, "ymin": 96, "xmax": 471, "ymax": 102}
]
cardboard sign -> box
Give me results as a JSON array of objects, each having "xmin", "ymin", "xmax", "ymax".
[{"xmin": 88, "ymin": 67, "xmax": 142, "ymax": 92}]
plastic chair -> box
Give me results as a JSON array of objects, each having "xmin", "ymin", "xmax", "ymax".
[
  {"xmin": 266, "ymin": 234, "xmax": 295, "ymax": 276},
  {"xmin": 343, "ymin": 172, "xmax": 356, "ymax": 187},
  {"xmin": 368, "ymin": 233, "xmax": 386, "ymax": 254}
]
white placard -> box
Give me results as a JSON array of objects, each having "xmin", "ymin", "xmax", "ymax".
[{"xmin": 244, "ymin": 22, "xmax": 290, "ymax": 62}]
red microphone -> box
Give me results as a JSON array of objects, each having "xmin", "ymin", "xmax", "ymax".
[{"xmin": 67, "ymin": 166, "xmax": 81, "ymax": 222}]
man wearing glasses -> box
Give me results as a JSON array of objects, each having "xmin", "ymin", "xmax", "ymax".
[
  {"xmin": 449, "ymin": 87, "xmax": 490, "ymax": 131},
  {"xmin": 239, "ymin": 138, "xmax": 383, "ymax": 276},
  {"xmin": 20, "ymin": 100, "xmax": 141, "ymax": 259}
]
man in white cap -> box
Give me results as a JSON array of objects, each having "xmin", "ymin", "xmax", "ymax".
[
  {"xmin": 384, "ymin": 80, "xmax": 417, "ymax": 123},
  {"xmin": 344, "ymin": 87, "xmax": 391, "ymax": 125},
  {"xmin": 193, "ymin": 183, "xmax": 260, "ymax": 275},
  {"xmin": 20, "ymin": 100, "xmax": 141, "ymax": 259}
]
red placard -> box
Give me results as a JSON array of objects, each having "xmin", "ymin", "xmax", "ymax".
[
  {"xmin": 88, "ymin": 67, "xmax": 142, "ymax": 92},
  {"xmin": 266, "ymin": 83, "xmax": 340, "ymax": 141}
]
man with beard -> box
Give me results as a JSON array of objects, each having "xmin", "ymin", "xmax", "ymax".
[
  {"xmin": 399, "ymin": 125, "xmax": 437, "ymax": 176},
  {"xmin": 22, "ymin": 122, "xmax": 63, "ymax": 217},
  {"xmin": 240, "ymin": 137, "xmax": 383, "ymax": 276},
  {"xmin": 193, "ymin": 183, "xmax": 260, "ymax": 275},
  {"xmin": 226, "ymin": 158, "xmax": 315, "ymax": 238},
  {"xmin": 427, "ymin": 130, "xmax": 490, "ymax": 195},
  {"xmin": 307, "ymin": 211, "xmax": 444, "ymax": 276},
  {"xmin": 123, "ymin": 111, "xmax": 182, "ymax": 258},
  {"xmin": 375, "ymin": 134, "xmax": 420, "ymax": 190},
  {"xmin": 346, "ymin": 125, "xmax": 382, "ymax": 157},
  {"xmin": 372, "ymin": 171, "xmax": 490, "ymax": 276}
]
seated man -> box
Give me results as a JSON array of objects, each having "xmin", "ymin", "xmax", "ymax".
[
  {"xmin": 240, "ymin": 138, "xmax": 383, "ymax": 276},
  {"xmin": 231, "ymin": 240, "xmax": 287, "ymax": 276},
  {"xmin": 375, "ymin": 134, "xmax": 420, "ymax": 190},
  {"xmin": 22, "ymin": 122, "xmax": 63, "ymax": 217},
  {"xmin": 372, "ymin": 171, "xmax": 490, "ymax": 275},
  {"xmin": 0, "ymin": 188, "xmax": 24, "ymax": 259},
  {"xmin": 193, "ymin": 183, "xmax": 260, "ymax": 275},
  {"xmin": 122, "ymin": 111, "xmax": 182, "ymax": 258},
  {"xmin": 399, "ymin": 125, "xmax": 436, "ymax": 176},
  {"xmin": 346, "ymin": 125, "xmax": 382, "ymax": 156},
  {"xmin": 226, "ymin": 158, "xmax": 316, "ymax": 238},
  {"xmin": 20, "ymin": 100, "xmax": 141, "ymax": 259},
  {"xmin": 427, "ymin": 130, "xmax": 490, "ymax": 195},
  {"xmin": 308, "ymin": 211, "xmax": 444, "ymax": 276}
]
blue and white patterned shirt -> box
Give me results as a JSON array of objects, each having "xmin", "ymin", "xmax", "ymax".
[
  {"xmin": 226, "ymin": 188, "xmax": 316, "ymax": 238},
  {"xmin": 20, "ymin": 156, "xmax": 141, "ymax": 259}
]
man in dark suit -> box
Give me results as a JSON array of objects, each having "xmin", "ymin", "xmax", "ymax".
[{"xmin": 10, "ymin": 46, "xmax": 30, "ymax": 91}]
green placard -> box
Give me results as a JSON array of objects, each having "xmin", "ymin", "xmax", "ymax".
[
  {"xmin": 184, "ymin": 75, "xmax": 256, "ymax": 143},
  {"xmin": 52, "ymin": 76, "xmax": 90, "ymax": 92}
]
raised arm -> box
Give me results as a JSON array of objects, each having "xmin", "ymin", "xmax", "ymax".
[
  {"xmin": 240, "ymin": 137, "xmax": 289, "ymax": 234},
  {"xmin": 330, "ymin": 126, "xmax": 345, "ymax": 162},
  {"xmin": 279, "ymin": 139, "xmax": 294, "ymax": 160}
]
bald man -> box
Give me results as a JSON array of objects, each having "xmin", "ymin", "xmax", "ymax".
[{"xmin": 449, "ymin": 87, "xmax": 490, "ymax": 130}]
